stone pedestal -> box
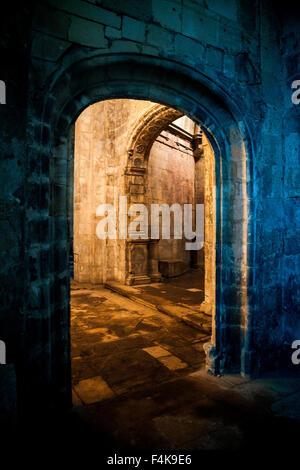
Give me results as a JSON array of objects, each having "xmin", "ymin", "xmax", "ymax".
[
  {"xmin": 126, "ymin": 239, "xmax": 151, "ymax": 285},
  {"xmin": 159, "ymin": 259, "xmax": 185, "ymax": 278}
]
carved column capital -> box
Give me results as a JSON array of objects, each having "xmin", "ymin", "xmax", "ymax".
[{"xmin": 191, "ymin": 133, "xmax": 204, "ymax": 161}]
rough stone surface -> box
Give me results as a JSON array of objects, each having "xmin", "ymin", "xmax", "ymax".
[
  {"xmin": 74, "ymin": 101, "xmax": 207, "ymax": 285},
  {"xmin": 63, "ymin": 284, "xmax": 300, "ymax": 452},
  {"xmin": 0, "ymin": 1, "xmax": 299, "ymax": 426}
]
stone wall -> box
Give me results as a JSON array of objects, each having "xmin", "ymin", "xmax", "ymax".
[
  {"xmin": 74, "ymin": 99, "xmax": 153, "ymax": 284},
  {"xmin": 74, "ymin": 101, "xmax": 204, "ymax": 283},
  {"xmin": 0, "ymin": 0, "xmax": 299, "ymax": 420},
  {"xmin": 0, "ymin": 4, "xmax": 33, "ymax": 420},
  {"xmin": 148, "ymin": 116, "xmax": 196, "ymax": 270},
  {"xmin": 201, "ymin": 132, "xmax": 216, "ymax": 316}
]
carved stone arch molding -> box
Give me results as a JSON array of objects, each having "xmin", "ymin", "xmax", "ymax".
[
  {"xmin": 124, "ymin": 105, "xmax": 183, "ymax": 286},
  {"xmin": 124, "ymin": 105, "xmax": 215, "ymax": 297},
  {"xmin": 127, "ymin": 104, "xmax": 182, "ymax": 167},
  {"xmin": 24, "ymin": 54, "xmax": 254, "ymax": 413}
]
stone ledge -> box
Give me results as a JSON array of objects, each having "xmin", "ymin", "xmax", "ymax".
[{"xmin": 104, "ymin": 281, "xmax": 211, "ymax": 334}]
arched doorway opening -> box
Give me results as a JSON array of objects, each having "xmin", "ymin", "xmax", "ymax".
[
  {"xmin": 70, "ymin": 99, "xmax": 216, "ymax": 405},
  {"xmin": 25, "ymin": 55, "xmax": 252, "ymax": 412}
]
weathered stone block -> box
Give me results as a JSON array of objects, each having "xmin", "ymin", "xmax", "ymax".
[
  {"xmin": 147, "ymin": 24, "xmax": 174, "ymax": 49},
  {"xmin": 102, "ymin": 0, "xmax": 152, "ymax": 22},
  {"xmin": 158, "ymin": 259, "xmax": 186, "ymax": 278},
  {"xmin": 174, "ymin": 34, "xmax": 205, "ymax": 60},
  {"xmin": 33, "ymin": 4, "xmax": 70, "ymax": 40},
  {"xmin": 105, "ymin": 26, "xmax": 122, "ymax": 40},
  {"xmin": 206, "ymin": 0, "xmax": 238, "ymax": 21},
  {"xmin": 69, "ymin": 17, "xmax": 108, "ymax": 48},
  {"xmin": 152, "ymin": 0, "xmax": 181, "ymax": 32},
  {"xmin": 284, "ymin": 236, "xmax": 300, "ymax": 256},
  {"xmin": 284, "ymin": 133, "xmax": 300, "ymax": 166},
  {"xmin": 123, "ymin": 16, "xmax": 146, "ymax": 43},
  {"xmin": 110, "ymin": 39, "xmax": 140, "ymax": 53},
  {"xmin": 206, "ymin": 45, "xmax": 223, "ymax": 69},
  {"xmin": 182, "ymin": 5, "xmax": 219, "ymax": 47},
  {"xmin": 46, "ymin": 0, "xmax": 121, "ymax": 28},
  {"xmin": 285, "ymin": 167, "xmax": 300, "ymax": 197},
  {"xmin": 31, "ymin": 32, "xmax": 70, "ymax": 61}
]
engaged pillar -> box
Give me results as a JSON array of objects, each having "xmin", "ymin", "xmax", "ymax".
[{"xmin": 148, "ymin": 239, "xmax": 161, "ymax": 282}]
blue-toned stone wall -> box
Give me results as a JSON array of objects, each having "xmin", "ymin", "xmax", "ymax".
[{"xmin": 0, "ymin": 1, "xmax": 299, "ymax": 419}]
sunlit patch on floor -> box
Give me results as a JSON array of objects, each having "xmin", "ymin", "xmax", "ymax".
[{"xmin": 74, "ymin": 376, "xmax": 115, "ymax": 404}]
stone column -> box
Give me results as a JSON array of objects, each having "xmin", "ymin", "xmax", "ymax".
[
  {"xmin": 191, "ymin": 125, "xmax": 205, "ymax": 271},
  {"xmin": 125, "ymin": 164, "xmax": 152, "ymax": 285},
  {"xmin": 148, "ymin": 239, "xmax": 161, "ymax": 282}
]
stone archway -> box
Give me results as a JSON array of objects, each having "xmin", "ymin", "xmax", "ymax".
[
  {"xmin": 123, "ymin": 104, "xmax": 216, "ymax": 321},
  {"xmin": 124, "ymin": 104, "xmax": 183, "ymax": 285},
  {"xmin": 25, "ymin": 54, "xmax": 253, "ymax": 410}
]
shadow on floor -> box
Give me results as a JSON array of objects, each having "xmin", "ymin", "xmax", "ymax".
[{"xmin": 65, "ymin": 284, "xmax": 300, "ymax": 453}]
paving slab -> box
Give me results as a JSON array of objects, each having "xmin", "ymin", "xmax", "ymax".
[
  {"xmin": 69, "ymin": 283, "xmax": 300, "ymax": 452},
  {"xmin": 158, "ymin": 355, "xmax": 188, "ymax": 371},
  {"xmin": 74, "ymin": 376, "xmax": 115, "ymax": 404},
  {"xmin": 104, "ymin": 270, "xmax": 212, "ymax": 332},
  {"xmin": 143, "ymin": 345, "xmax": 172, "ymax": 358}
]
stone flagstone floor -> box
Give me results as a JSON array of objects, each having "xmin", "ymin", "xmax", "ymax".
[
  {"xmin": 70, "ymin": 283, "xmax": 300, "ymax": 451},
  {"xmin": 71, "ymin": 283, "xmax": 210, "ymax": 406}
]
